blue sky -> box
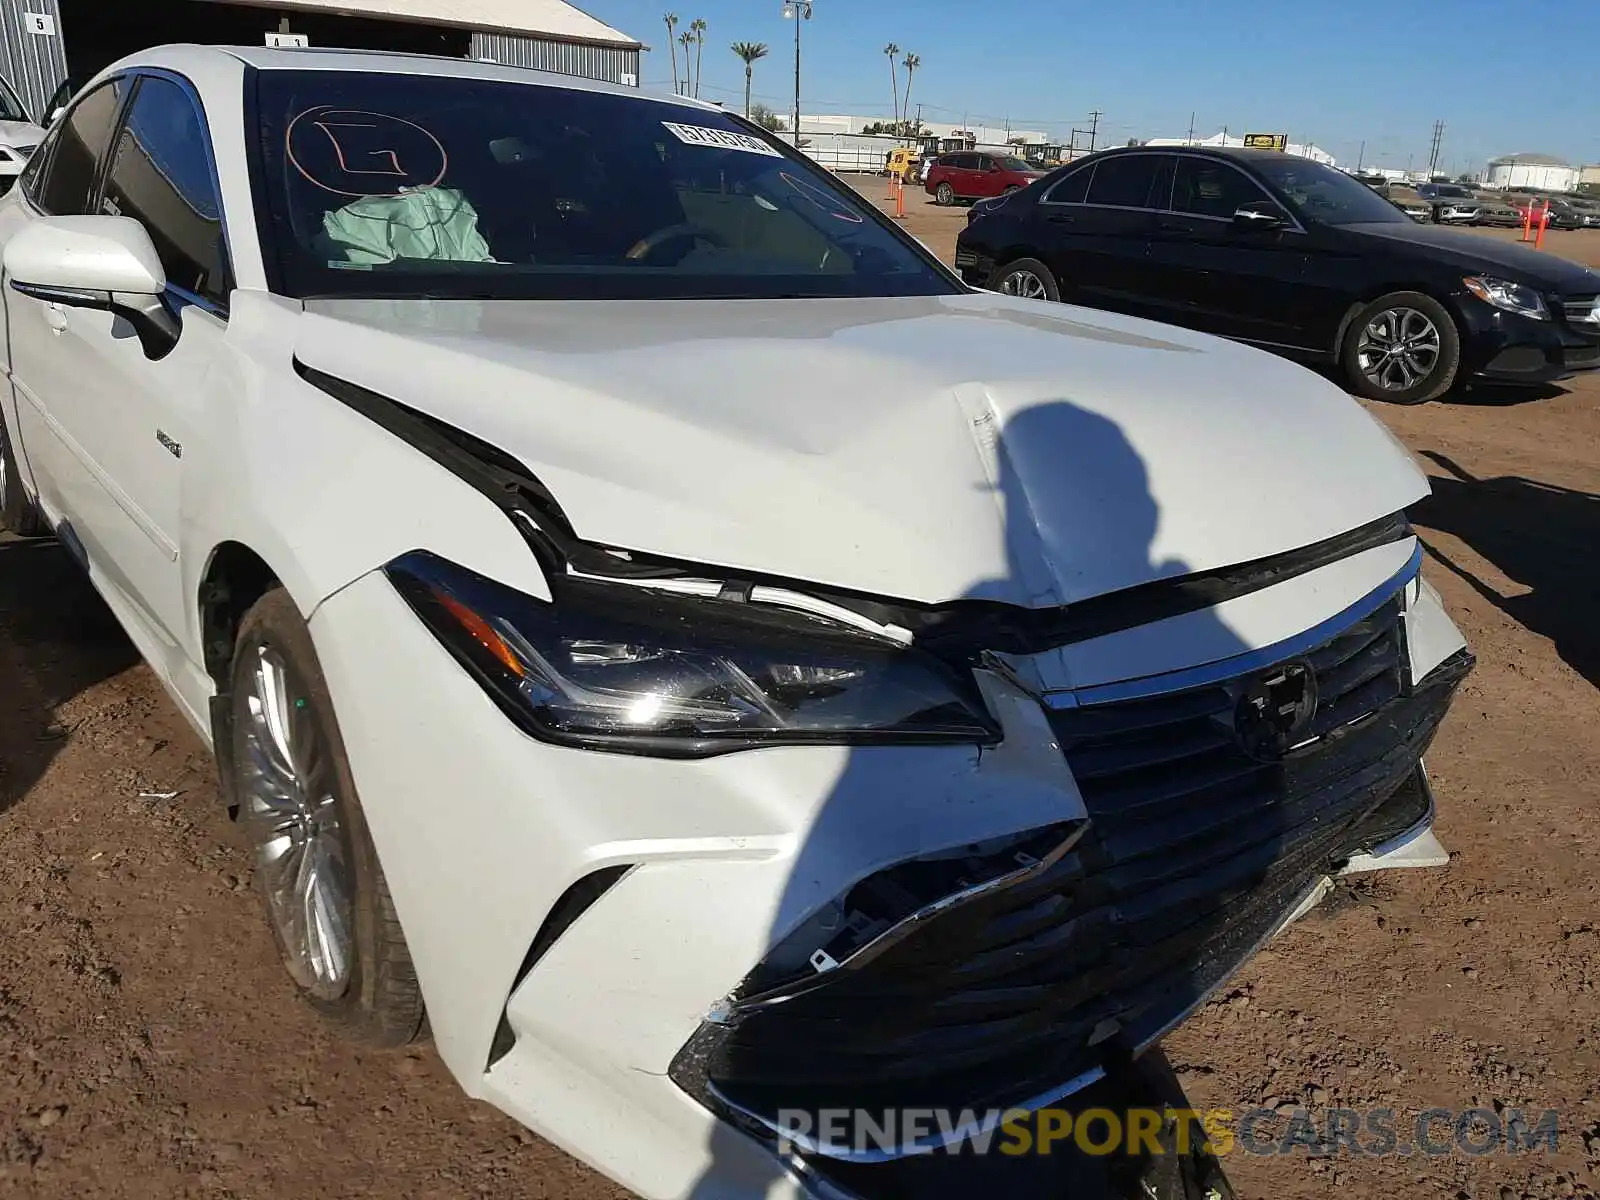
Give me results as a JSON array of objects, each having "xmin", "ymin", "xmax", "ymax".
[{"xmin": 588, "ymin": 0, "xmax": 1600, "ymax": 173}]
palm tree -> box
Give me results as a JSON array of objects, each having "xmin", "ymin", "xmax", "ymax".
[
  {"xmin": 691, "ymin": 18, "xmax": 707, "ymax": 98},
  {"xmin": 901, "ymin": 52, "xmax": 921, "ymax": 133},
  {"xmin": 731, "ymin": 42, "xmax": 769, "ymax": 118},
  {"xmin": 679, "ymin": 30, "xmax": 697, "ymax": 93},
  {"xmin": 664, "ymin": 13, "xmax": 679, "ymax": 92},
  {"xmin": 883, "ymin": 44, "xmax": 900, "ymax": 129}
]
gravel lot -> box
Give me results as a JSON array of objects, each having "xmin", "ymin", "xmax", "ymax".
[{"xmin": 1, "ymin": 183, "xmax": 1596, "ymax": 1200}]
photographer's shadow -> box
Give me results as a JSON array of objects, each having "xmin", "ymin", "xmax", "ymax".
[{"xmin": 687, "ymin": 398, "xmax": 1254, "ymax": 1200}]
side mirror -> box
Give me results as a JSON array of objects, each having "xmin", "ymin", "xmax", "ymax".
[
  {"xmin": 49, "ymin": 106, "xmax": 65, "ymax": 123},
  {"xmin": 4, "ymin": 215, "xmax": 179, "ymax": 358},
  {"xmin": 1231, "ymin": 202, "xmax": 1286, "ymax": 231}
]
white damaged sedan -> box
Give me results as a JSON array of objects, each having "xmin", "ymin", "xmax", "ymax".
[{"xmin": 0, "ymin": 46, "xmax": 1471, "ymax": 1200}]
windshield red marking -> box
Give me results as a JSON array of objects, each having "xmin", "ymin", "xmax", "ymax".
[{"xmin": 286, "ymin": 107, "xmax": 448, "ymax": 198}]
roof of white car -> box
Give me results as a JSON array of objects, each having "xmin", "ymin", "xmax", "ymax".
[{"xmin": 125, "ymin": 44, "xmax": 717, "ymax": 109}]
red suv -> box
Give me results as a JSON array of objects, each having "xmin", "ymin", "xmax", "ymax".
[{"xmin": 925, "ymin": 151, "xmax": 1043, "ymax": 205}]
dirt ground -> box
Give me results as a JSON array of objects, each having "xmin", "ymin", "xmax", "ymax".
[{"xmin": 1, "ymin": 186, "xmax": 1597, "ymax": 1200}]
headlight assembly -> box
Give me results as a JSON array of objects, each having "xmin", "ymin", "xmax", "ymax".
[
  {"xmin": 1464, "ymin": 275, "xmax": 1549, "ymax": 320},
  {"xmin": 385, "ymin": 552, "xmax": 1000, "ymax": 757}
]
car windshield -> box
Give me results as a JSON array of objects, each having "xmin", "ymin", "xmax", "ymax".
[
  {"xmin": 252, "ymin": 70, "xmax": 956, "ymax": 301},
  {"xmin": 1253, "ymin": 158, "xmax": 1409, "ymax": 225},
  {"xmin": 0, "ymin": 76, "xmax": 29, "ymax": 123},
  {"xmin": 995, "ymin": 156, "xmax": 1031, "ymax": 172}
]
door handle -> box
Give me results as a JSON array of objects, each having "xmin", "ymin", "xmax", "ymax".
[
  {"xmin": 44, "ymin": 303, "xmax": 68, "ymax": 334},
  {"xmin": 1046, "ymin": 212, "xmax": 1076, "ymax": 225},
  {"xmin": 1155, "ymin": 219, "xmax": 1187, "ymax": 232}
]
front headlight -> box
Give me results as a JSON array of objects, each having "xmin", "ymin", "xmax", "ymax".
[
  {"xmin": 1464, "ymin": 275, "xmax": 1549, "ymax": 320},
  {"xmin": 385, "ymin": 552, "xmax": 1000, "ymax": 757}
]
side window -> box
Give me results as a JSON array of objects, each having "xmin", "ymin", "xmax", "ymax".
[
  {"xmin": 0, "ymin": 75, "xmax": 28, "ymax": 123},
  {"xmin": 1085, "ymin": 155, "xmax": 1162, "ymax": 208},
  {"xmin": 101, "ymin": 76, "xmax": 228, "ymax": 307},
  {"xmin": 31, "ymin": 78, "xmax": 127, "ymax": 215},
  {"xmin": 976, "ymin": 155, "xmax": 994, "ymax": 171},
  {"xmin": 1043, "ymin": 164, "xmax": 1093, "ymax": 205},
  {"xmin": 1172, "ymin": 158, "xmax": 1276, "ymax": 220},
  {"xmin": 953, "ymin": 153, "xmax": 976, "ymax": 170}
]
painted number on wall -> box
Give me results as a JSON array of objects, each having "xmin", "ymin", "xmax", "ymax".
[{"xmin": 23, "ymin": 12, "xmax": 57, "ymax": 35}]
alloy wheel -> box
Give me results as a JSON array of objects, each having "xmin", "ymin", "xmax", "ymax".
[
  {"xmin": 1001, "ymin": 268, "xmax": 1051, "ymax": 301},
  {"xmin": 1355, "ymin": 306, "xmax": 1442, "ymax": 393},
  {"xmin": 238, "ymin": 644, "xmax": 354, "ymax": 1000}
]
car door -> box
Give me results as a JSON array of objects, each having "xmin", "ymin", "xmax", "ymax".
[
  {"xmin": 942, "ymin": 152, "xmax": 972, "ymax": 196},
  {"xmin": 1033, "ymin": 152, "xmax": 1166, "ymax": 318},
  {"xmin": 1142, "ymin": 155, "xmax": 1313, "ymax": 347},
  {"xmin": 971, "ymin": 154, "xmax": 1003, "ymax": 198},
  {"xmin": 0, "ymin": 76, "xmax": 130, "ymax": 544},
  {"xmin": 6, "ymin": 71, "xmax": 230, "ymax": 667}
]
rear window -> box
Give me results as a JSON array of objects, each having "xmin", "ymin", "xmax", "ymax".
[
  {"xmin": 1085, "ymin": 155, "xmax": 1161, "ymax": 208},
  {"xmin": 250, "ymin": 69, "xmax": 955, "ymax": 301}
]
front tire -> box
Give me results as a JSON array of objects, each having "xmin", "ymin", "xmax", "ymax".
[
  {"xmin": 1341, "ymin": 291, "xmax": 1461, "ymax": 405},
  {"xmin": 990, "ymin": 256, "xmax": 1061, "ymax": 303},
  {"xmin": 0, "ymin": 413, "xmax": 44, "ymax": 536},
  {"xmin": 230, "ymin": 589, "xmax": 426, "ymax": 1046},
  {"xmin": 935, "ymin": 181, "xmax": 955, "ymax": 206}
]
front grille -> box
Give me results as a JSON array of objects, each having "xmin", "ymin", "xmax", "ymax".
[
  {"xmin": 1561, "ymin": 295, "xmax": 1600, "ymax": 333},
  {"xmin": 680, "ymin": 594, "xmax": 1471, "ymax": 1129}
]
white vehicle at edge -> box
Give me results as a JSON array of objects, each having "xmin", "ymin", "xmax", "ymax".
[
  {"xmin": 0, "ymin": 73, "xmax": 45, "ymax": 188},
  {"xmin": 0, "ymin": 46, "xmax": 1471, "ymax": 1200}
]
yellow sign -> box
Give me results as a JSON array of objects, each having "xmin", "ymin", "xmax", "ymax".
[{"xmin": 1243, "ymin": 133, "xmax": 1288, "ymax": 151}]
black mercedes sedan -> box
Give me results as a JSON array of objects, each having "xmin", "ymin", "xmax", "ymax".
[{"xmin": 956, "ymin": 147, "xmax": 1600, "ymax": 404}]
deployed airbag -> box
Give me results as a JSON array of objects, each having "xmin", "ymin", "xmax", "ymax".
[{"xmin": 323, "ymin": 186, "xmax": 494, "ymax": 265}]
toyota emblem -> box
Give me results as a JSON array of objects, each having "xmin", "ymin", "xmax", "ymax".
[{"xmin": 1234, "ymin": 660, "xmax": 1319, "ymax": 761}]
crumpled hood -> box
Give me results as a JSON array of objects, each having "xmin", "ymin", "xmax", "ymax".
[{"xmin": 297, "ymin": 291, "xmax": 1428, "ymax": 607}]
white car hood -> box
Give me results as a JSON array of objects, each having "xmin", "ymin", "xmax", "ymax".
[
  {"xmin": 297, "ymin": 292, "xmax": 1428, "ymax": 607},
  {"xmin": 0, "ymin": 119, "xmax": 45, "ymax": 149}
]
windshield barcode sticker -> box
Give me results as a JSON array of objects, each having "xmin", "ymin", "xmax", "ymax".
[{"xmin": 661, "ymin": 121, "xmax": 783, "ymax": 157}]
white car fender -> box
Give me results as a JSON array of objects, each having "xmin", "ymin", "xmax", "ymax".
[{"xmin": 180, "ymin": 292, "xmax": 552, "ymax": 635}]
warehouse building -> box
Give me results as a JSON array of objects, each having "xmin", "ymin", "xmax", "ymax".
[{"xmin": 0, "ymin": 0, "xmax": 641, "ymax": 119}]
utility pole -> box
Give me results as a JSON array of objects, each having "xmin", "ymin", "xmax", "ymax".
[
  {"xmin": 782, "ymin": 0, "xmax": 813, "ymax": 144},
  {"xmin": 1186, "ymin": 111, "xmax": 1195, "ymax": 145},
  {"xmin": 1426, "ymin": 119, "xmax": 1445, "ymax": 179},
  {"xmin": 1357, "ymin": 139, "xmax": 1365, "ymax": 171},
  {"xmin": 1088, "ymin": 109, "xmax": 1101, "ymax": 151},
  {"xmin": 915, "ymin": 102, "xmax": 923, "ymax": 136}
]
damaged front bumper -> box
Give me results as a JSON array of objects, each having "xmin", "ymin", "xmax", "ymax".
[
  {"xmin": 309, "ymin": 540, "xmax": 1468, "ymax": 1200},
  {"xmin": 669, "ymin": 571, "xmax": 1470, "ymax": 1187}
]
